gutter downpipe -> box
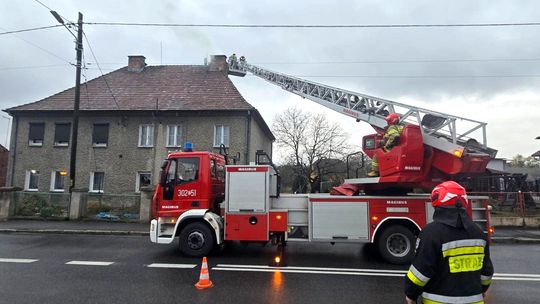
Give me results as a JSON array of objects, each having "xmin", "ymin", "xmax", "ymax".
[
  {"xmin": 245, "ymin": 110, "xmax": 251, "ymax": 165},
  {"xmin": 7, "ymin": 116, "xmax": 18, "ymax": 186}
]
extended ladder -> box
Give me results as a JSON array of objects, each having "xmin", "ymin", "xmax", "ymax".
[{"xmin": 232, "ymin": 62, "xmax": 496, "ymax": 157}]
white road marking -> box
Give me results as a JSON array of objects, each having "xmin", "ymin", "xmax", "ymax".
[
  {"xmin": 0, "ymin": 258, "xmax": 38, "ymax": 263},
  {"xmin": 213, "ymin": 264, "xmax": 540, "ymax": 282},
  {"xmin": 147, "ymin": 263, "xmax": 197, "ymax": 269},
  {"xmin": 212, "ymin": 267, "xmax": 405, "ymax": 277},
  {"xmin": 216, "ymin": 264, "xmax": 407, "ymax": 274},
  {"xmin": 66, "ymin": 261, "xmax": 114, "ymax": 266}
]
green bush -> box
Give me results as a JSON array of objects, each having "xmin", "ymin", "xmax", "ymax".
[{"xmin": 17, "ymin": 195, "xmax": 47, "ymax": 216}]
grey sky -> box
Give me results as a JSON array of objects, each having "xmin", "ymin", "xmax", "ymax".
[{"xmin": 1, "ymin": 0, "xmax": 540, "ymax": 159}]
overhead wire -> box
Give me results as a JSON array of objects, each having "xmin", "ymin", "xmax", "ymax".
[
  {"xmin": 83, "ymin": 21, "xmax": 540, "ymax": 28},
  {"xmin": 82, "ymin": 30, "xmax": 121, "ymax": 109},
  {"xmin": 0, "ymin": 25, "xmax": 63, "ymax": 36}
]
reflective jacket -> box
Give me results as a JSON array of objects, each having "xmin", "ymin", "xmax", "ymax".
[
  {"xmin": 405, "ymin": 207, "xmax": 494, "ymax": 304},
  {"xmin": 382, "ymin": 125, "xmax": 403, "ymax": 152}
]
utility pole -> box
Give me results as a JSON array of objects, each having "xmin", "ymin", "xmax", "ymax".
[{"xmin": 69, "ymin": 12, "xmax": 83, "ymax": 193}]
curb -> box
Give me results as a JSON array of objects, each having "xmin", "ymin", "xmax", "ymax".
[
  {"xmin": 0, "ymin": 229, "xmax": 149, "ymax": 236},
  {"xmin": 491, "ymin": 237, "xmax": 540, "ymax": 244}
]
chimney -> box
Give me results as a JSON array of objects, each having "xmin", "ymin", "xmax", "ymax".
[
  {"xmin": 208, "ymin": 55, "xmax": 228, "ymax": 73},
  {"xmin": 128, "ymin": 55, "xmax": 146, "ymax": 72}
]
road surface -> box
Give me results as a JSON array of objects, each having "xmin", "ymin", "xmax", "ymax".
[{"xmin": 0, "ymin": 233, "xmax": 539, "ymax": 303}]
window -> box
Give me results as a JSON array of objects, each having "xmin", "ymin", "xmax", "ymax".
[
  {"xmin": 92, "ymin": 123, "xmax": 109, "ymax": 147},
  {"xmin": 138, "ymin": 124, "xmax": 154, "ymax": 147},
  {"xmin": 136, "ymin": 171, "xmax": 152, "ymax": 192},
  {"xmin": 213, "ymin": 125, "xmax": 230, "ymax": 147},
  {"xmin": 178, "ymin": 157, "xmax": 199, "ymax": 184},
  {"xmin": 50, "ymin": 171, "xmax": 67, "ymax": 192},
  {"xmin": 25, "ymin": 170, "xmax": 39, "ymax": 191},
  {"xmin": 166, "ymin": 125, "xmax": 182, "ymax": 147},
  {"xmin": 54, "ymin": 123, "xmax": 71, "ymax": 147},
  {"xmin": 28, "ymin": 123, "xmax": 45, "ymax": 146},
  {"xmin": 90, "ymin": 172, "xmax": 105, "ymax": 193}
]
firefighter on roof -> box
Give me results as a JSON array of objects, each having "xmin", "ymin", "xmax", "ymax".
[
  {"xmin": 367, "ymin": 113, "xmax": 403, "ymax": 177},
  {"xmin": 404, "ymin": 181, "xmax": 494, "ymax": 304}
]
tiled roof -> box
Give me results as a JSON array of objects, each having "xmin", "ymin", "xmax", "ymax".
[
  {"xmin": 533, "ymin": 149, "xmax": 540, "ymax": 157},
  {"xmin": 6, "ymin": 65, "xmax": 255, "ymax": 112}
]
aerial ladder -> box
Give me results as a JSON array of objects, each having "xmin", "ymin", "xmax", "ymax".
[{"xmin": 228, "ymin": 60, "xmax": 497, "ymax": 193}]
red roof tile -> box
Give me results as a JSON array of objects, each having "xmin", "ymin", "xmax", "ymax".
[{"xmin": 6, "ymin": 65, "xmax": 255, "ymax": 112}]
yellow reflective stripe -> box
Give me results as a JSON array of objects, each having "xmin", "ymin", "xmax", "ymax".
[
  {"xmin": 407, "ymin": 270, "xmax": 427, "ymax": 287},
  {"xmin": 481, "ymin": 278, "xmax": 492, "ymax": 286},
  {"xmin": 443, "ymin": 246, "xmax": 484, "ymax": 258},
  {"xmin": 449, "ymin": 254, "xmax": 485, "ymax": 273},
  {"xmin": 422, "ymin": 298, "xmax": 443, "ymax": 304}
]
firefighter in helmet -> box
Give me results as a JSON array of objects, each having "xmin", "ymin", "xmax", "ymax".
[
  {"xmin": 405, "ymin": 181, "xmax": 494, "ymax": 304},
  {"xmin": 367, "ymin": 113, "xmax": 403, "ymax": 177},
  {"xmin": 228, "ymin": 53, "xmax": 238, "ymax": 69}
]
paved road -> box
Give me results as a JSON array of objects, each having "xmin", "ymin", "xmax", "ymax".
[{"xmin": 0, "ymin": 233, "xmax": 539, "ymax": 304}]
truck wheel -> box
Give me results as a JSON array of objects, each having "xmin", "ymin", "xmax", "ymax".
[
  {"xmin": 179, "ymin": 222, "xmax": 215, "ymax": 257},
  {"xmin": 376, "ymin": 225, "xmax": 415, "ymax": 265}
]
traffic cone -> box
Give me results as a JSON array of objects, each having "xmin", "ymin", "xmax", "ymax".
[{"xmin": 195, "ymin": 257, "xmax": 213, "ymax": 290}]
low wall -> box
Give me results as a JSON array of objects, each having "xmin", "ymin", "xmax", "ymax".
[{"xmin": 491, "ymin": 216, "xmax": 540, "ymax": 228}]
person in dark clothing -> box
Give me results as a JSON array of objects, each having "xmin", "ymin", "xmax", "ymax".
[{"xmin": 405, "ymin": 181, "xmax": 494, "ymax": 304}]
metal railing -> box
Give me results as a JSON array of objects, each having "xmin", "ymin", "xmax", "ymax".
[{"xmin": 469, "ymin": 191, "xmax": 540, "ymax": 216}]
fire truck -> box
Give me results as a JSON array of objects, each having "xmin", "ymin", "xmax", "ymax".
[{"xmin": 149, "ymin": 59, "xmax": 495, "ymax": 264}]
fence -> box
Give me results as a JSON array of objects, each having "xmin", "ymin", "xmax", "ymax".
[
  {"xmin": 1, "ymin": 188, "xmax": 152, "ymax": 222},
  {"xmin": 84, "ymin": 193, "xmax": 141, "ymax": 222},
  {"xmin": 12, "ymin": 191, "xmax": 71, "ymax": 219},
  {"xmin": 470, "ymin": 191, "xmax": 540, "ymax": 217}
]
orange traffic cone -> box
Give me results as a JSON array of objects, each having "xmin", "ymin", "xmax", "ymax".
[{"xmin": 195, "ymin": 257, "xmax": 214, "ymax": 289}]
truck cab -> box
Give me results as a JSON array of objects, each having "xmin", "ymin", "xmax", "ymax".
[{"xmin": 153, "ymin": 151, "xmax": 226, "ymax": 219}]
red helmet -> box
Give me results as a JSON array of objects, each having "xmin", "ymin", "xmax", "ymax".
[
  {"xmin": 430, "ymin": 181, "xmax": 468, "ymax": 208},
  {"xmin": 385, "ymin": 113, "xmax": 400, "ymax": 125}
]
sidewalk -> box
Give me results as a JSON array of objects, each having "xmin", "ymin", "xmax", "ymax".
[
  {"xmin": 0, "ymin": 219, "xmax": 148, "ymax": 236},
  {"xmin": 0, "ymin": 219, "xmax": 539, "ymax": 243}
]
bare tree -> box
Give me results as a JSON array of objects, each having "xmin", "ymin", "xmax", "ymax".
[{"xmin": 273, "ymin": 106, "xmax": 351, "ymax": 193}]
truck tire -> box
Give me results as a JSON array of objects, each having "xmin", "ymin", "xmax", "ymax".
[
  {"xmin": 376, "ymin": 225, "xmax": 415, "ymax": 265},
  {"xmin": 179, "ymin": 222, "xmax": 215, "ymax": 257}
]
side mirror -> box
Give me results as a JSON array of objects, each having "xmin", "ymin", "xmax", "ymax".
[{"xmin": 159, "ymin": 170, "xmax": 167, "ymax": 186}]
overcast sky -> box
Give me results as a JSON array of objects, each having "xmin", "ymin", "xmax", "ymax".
[{"xmin": 1, "ymin": 0, "xmax": 540, "ymax": 160}]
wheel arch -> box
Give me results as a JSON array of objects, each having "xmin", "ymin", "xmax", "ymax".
[
  {"xmin": 174, "ymin": 209, "xmax": 223, "ymax": 245},
  {"xmin": 372, "ymin": 217, "xmax": 421, "ymax": 243}
]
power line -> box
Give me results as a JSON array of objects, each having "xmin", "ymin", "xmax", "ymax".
[
  {"xmin": 254, "ymin": 58, "xmax": 540, "ymax": 64},
  {"xmin": 0, "ymin": 26, "xmax": 71, "ymax": 63},
  {"xmin": 0, "ymin": 64, "xmax": 71, "ymax": 71},
  {"xmin": 84, "ymin": 21, "xmax": 540, "ymax": 28},
  {"xmin": 289, "ymin": 74, "xmax": 540, "ymax": 79},
  {"xmin": 0, "ymin": 25, "xmax": 63, "ymax": 36},
  {"xmin": 82, "ymin": 30, "xmax": 121, "ymax": 109}
]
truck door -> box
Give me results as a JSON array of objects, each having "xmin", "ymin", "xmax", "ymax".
[{"xmin": 160, "ymin": 157, "xmax": 204, "ymax": 213}]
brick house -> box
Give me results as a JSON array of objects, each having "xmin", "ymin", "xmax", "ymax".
[
  {"xmin": 3, "ymin": 55, "xmax": 274, "ymax": 194},
  {"xmin": 0, "ymin": 144, "xmax": 7, "ymax": 187}
]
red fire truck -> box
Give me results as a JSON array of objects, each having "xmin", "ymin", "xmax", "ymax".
[{"xmin": 149, "ymin": 60, "xmax": 495, "ymax": 264}]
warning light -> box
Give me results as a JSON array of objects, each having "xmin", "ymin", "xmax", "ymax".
[
  {"xmin": 274, "ymin": 256, "xmax": 281, "ymax": 264},
  {"xmin": 488, "ymin": 226, "xmax": 495, "ymax": 235},
  {"xmin": 453, "ymin": 149, "xmax": 463, "ymax": 158},
  {"xmin": 59, "ymin": 171, "xmax": 68, "ymax": 176},
  {"xmin": 276, "ymin": 215, "xmax": 282, "ymax": 220},
  {"xmin": 371, "ymin": 216, "xmax": 379, "ymax": 222}
]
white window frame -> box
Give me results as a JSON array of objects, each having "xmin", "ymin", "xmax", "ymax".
[
  {"xmin": 135, "ymin": 171, "xmax": 152, "ymax": 193},
  {"xmin": 25, "ymin": 170, "xmax": 39, "ymax": 191},
  {"xmin": 166, "ymin": 125, "xmax": 183, "ymax": 147},
  {"xmin": 28, "ymin": 123, "xmax": 44, "ymax": 147},
  {"xmin": 213, "ymin": 125, "xmax": 230, "ymax": 147},
  {"xmin": 50, "ymin": 171, "xmax": 66, "ymax": 192},
  {"xmin": 89, "ymin": 171, "xmax": 105, "ymax": 193},
  {"xmin": 138, "ymin": 124, "xmax": 154, "ymax": 147}
]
